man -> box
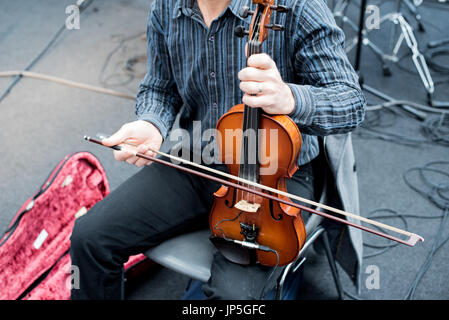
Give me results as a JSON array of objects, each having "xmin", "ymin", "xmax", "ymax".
[{"xmin": 70, "ymin": 0, "xmax": 366, "ymax": 299}]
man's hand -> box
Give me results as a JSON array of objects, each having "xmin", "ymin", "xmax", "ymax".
[
  {"xmin": 238, "ymin": 53, "xmax": 295, "ymax": 115},
  {"xmin": 102, "ymin": 120, "xmax": 163, "ymax": 167}
]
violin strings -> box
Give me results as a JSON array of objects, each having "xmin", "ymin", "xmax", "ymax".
[
  {"xmin": 242, "ymin": 14, "xmax": 260, "ymax": 205},
  {"xmin": 242, "ymin": 35, "xmax": 255, "ymax": 204},
  {"xmin": 243, "ymin": 74, "xmax": 250, "ymax": 203},
  {"xmin": 249, "ymin": 12, "xmax": 262, "ymax": 205}
]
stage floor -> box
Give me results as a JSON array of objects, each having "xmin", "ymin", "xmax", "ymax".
[{"xmin": 0, "ymin": 0, "xmax": 448, "ymax": 300}]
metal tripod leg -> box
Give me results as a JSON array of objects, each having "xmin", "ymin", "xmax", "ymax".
[
  {"xmin": 354, "ymin": 11, "xmax": 435, "ymax": 95},
  {"xmin": 274, "ymin": 226, "xmax": 344, "ymax": 300},
  {"xmin": 403, "ymin": 0, "xmax": 425, "ymax": 32}
]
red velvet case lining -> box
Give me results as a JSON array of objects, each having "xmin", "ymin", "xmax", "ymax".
[{"xmin": 0, "ymin": 152, "xmax": 148, "ymax": 300}]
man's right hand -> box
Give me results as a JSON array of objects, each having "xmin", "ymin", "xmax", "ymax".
[{"xmin": 102, "ymin": 120, "xmax": 163, "ymax": 167}]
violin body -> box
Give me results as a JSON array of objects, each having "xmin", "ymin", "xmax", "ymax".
[{"xmin": 209, "ymin": 104, "xmax": 306, "ymax": 266}]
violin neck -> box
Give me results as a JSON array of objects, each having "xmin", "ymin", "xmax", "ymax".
[{"xmin": 240, "ymin": 40, "xmax": 263, "ymax": 183}]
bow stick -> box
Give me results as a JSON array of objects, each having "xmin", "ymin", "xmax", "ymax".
[{"xmin": 84, "ymin": 135, "xmax": 424, "ymax": 247}]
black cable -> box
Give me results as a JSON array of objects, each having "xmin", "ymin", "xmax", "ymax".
[
  {"xmin": 403, "ymin": 163, "xmax": 449, "ymax": 210},
  {"xmin": 426, "ymin": 48, "xmax": 449, "ymax": 74},
  {"xmin": 344, "ymin": 161, "xmax": 449, "ymax": 300},
  {"xmin": 354, "ymin": 108, "xmax": 432, "ymax": 146},
  {"xmin": 0, "ymin": 25, "xmax": 65, "ymax": 104},
  {"xmin": 421, "ymin": 113, "xmax": 449, "ymax": 146},
  {"xmin": 421, "ymin": 0, "xmax": 449, "ymax": 10},
  {"xmin": 362, "ymin": 209, "xmax": 407, "ymax": 259},
  {"xmin": 404, "ymin": 207, "xmax": 449, "ymax": 300},
  {"xmin": 387, "ymin": 41, "xmax": 449, "ymax": 109},
  {"xmin": 395, "ymin": 46, "xmax": 449, "ymax": 77},
  {"xmin": 355, "ymin": 93, "xmax": 449, "ymax": 146},
  {"xmin": 98, "ymin": 32, "xmax": 146, "ymax": 88},
  {"xmin": 428, "ymin": 38, "xmax": 449, "ymax": 49},
  {"xmin": 213, "ymin": 211, "xmax": 245, "ymax": 243}
]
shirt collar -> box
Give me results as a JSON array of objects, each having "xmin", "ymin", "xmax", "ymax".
[
  {"xmin": 228, "ymin": 0, "xmax": 252, "ymax": 22},
  {"xmin": 173, "ymin": 0, "xmax": 187, "ymax": 19},
  {"xmin": 173, "ymin": 0, "xmax": 252, "ymax": 22}
]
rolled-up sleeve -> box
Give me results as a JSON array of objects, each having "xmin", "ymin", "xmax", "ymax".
[
  {"xmin": 135, "ymin": 3, "xmax": 182, "ymax": 139},
  {"xmin": 287, "ymin": 0, "xmax": 366, "ymax": 136}
]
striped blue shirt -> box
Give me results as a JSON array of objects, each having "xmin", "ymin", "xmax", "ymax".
[{"xmin": 135, "ymin": 0, "xmax": 366, "ymax": 165}]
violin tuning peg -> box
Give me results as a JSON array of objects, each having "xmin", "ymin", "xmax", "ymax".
[
  {"xmin": 239, "ymin": 6, "xmax": 254, "ymax": 18},
  {"xmin": 234, "ymin": 25, "xmax": 249, "ymax": 38},
  {"xmin": 265, "ymin": 24, "xmax": 285, "ymax": 31},
  {"xmin": 270, "ymin": 5, "xmax": 290, "ymax": 13}
]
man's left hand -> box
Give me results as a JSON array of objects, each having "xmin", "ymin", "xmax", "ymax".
[{"xmin": 238, "ymin": 53, "xmax": 295, "ymax": 115}]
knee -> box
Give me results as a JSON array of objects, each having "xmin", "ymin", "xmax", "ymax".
[
  {"xmin": 70, "ymin": 213, "xmax": 97, "ymax": 253},
  {"xmin": 70, "ymin": 205, "xmax": 108, "ymax": 259}
]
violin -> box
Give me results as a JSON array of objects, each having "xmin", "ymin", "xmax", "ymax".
[{"xmin": 209, "ymin": 0, "xmax": 305, "ymax": 267}]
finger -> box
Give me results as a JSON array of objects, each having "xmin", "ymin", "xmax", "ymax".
[
  {"xmin": 242, "ymin": 93, "xmax": 271, "ymax": 109},
  {"xmin": 102, "ymin": 125, "xmax": 131, "ymax": 146},
  {"xmin": 134, "ymin": 144, "xmax": 157, "ymax": 165},
  {"xmin": 135, "ymin": 157, "xmax": 151, "ymax": 167},
  {"xmin": 135, "ymin": 144, "xmax": 157, "ymax": 159},
  {"xmin": 240, "ymin": 81, "xmax": 270, "ymax": 96},
  {"xmin": 136, "ymin": 143, "xmax": 150, "ymax": 154},
  {"xmin": 113, "ymin": 149, "xmax": 134, "ymax": 162},
  {"xmin": 238, "ymin": 67, "xmax": 268, "ymax": 82},
  {"xmin": 247, "ymin": 53, "xmax": 276, "ymax": 70},
  {"xmin": 126, "ymin": 155, "xmax": 139, "ymax": 165}
]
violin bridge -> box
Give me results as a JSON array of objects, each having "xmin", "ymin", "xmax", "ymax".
[{"xmin": 234, "ymin": 200, "xmax": 260, "ymax": 213}]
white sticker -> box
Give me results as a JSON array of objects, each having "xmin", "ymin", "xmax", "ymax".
[
  {"xmin": 75, "ymin": 207, "xmax": 87, "ymax": 219},
  {"xmin": 61, "ymin": 175, "xmax": 73, "ymax": 188},
  {"xmin": 33, "ymin": 229, "xmax": 48, "ymax": 250}
]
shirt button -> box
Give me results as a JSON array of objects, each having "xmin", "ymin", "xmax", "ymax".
[
  {"xmin": 209, "ymin": 36, "xmax": 214, "ymax": 42},
  {"xmin": 213, "ymin": 103, "xmax": 218, "ymax": 108},
  {"xmin": 210, "ymin": 72, "xmax": 216, "ymax": 78}
]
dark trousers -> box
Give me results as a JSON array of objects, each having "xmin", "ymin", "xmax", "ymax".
[{"xmin": 70, "ymin": 159, "xmax": 318, "ymax": 300}]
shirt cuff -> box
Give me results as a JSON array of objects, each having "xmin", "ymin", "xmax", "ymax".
[
  {"xmin": 286, "ymin": 83, "xmax": 315, "ymax": 126},
  {"xmin": 136, "ymin": 113, "xmax": 171, "ymax": 140}
]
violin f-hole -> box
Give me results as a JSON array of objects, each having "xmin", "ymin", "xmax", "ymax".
[
  {"xmin": 225, "ymin": 188, "xmax": 237, "ymax": 208},
  {"xmin": 269, "ymin": 198, "xmax": 283, "ymax": 221}
]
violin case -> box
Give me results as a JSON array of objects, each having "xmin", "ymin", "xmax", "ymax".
[{"xmin": 0, "ymin": 152, "xmax": 151, "ymax": 300}]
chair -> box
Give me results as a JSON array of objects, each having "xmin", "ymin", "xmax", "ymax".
[{"xmin": 144, "ymin": 172, "xmax": 344, "ymax": 300}]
